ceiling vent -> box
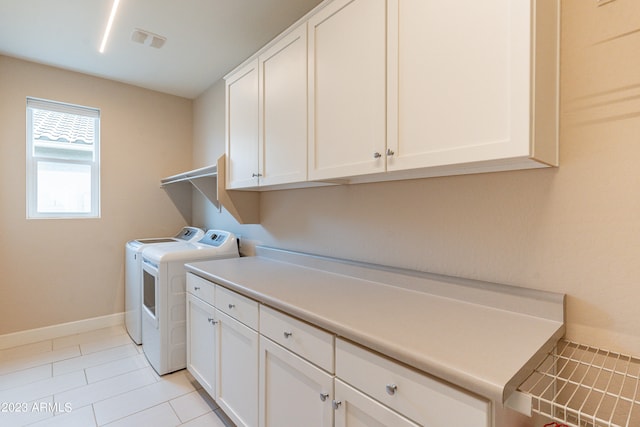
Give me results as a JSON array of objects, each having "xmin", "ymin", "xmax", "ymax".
[{"xmin": 131, "ymin": 28, "xmax": 166, "ymax": 49}]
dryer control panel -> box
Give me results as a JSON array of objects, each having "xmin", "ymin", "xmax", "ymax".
[
  {"xmin": 174, "ymin": 226, "xmax": 204, "ymax": 241},
  {"xmin": 198, "ymin": 230, "xmax": 232, "ymax": 247}
]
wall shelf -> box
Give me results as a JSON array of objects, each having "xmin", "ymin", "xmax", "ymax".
[
  {"xmin": 161, "ymin": 165, "xmax": 219, "ymax": 223},
  {"xmin": 160, "ymin": 159, "xmax": 260, "ymax": 225},
  {"xmin": 161, "ymin": 165, "xmax": 219, "ymax": 209},
  {"xmin": 517, "ymin": 339, "xmax": 640, "ymax": 427}
]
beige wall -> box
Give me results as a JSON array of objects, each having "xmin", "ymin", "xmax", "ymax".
[
  {"xmin": 0, "ymin": 56, "xmax": 192, "ymax": 335},
  {"xmin": 193, "ymin": 0, "xmax": 640, "ymax": 356}
]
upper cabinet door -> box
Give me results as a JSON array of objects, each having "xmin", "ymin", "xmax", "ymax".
[
  {"xmin": 307, "ymin": 0, "xmax": 387, "ymax": 181},
  {"xmin": 386, "ymin": 0, "xmax": 558, "ymax": 171},
  {"xmin": 259, "ymin": 24, "xmax": 308, "ymax": 187},
  {"xmin": 226, "ymin": 58, "xmax": 260, "ymax": 189}
]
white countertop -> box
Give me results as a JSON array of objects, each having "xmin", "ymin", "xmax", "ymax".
[{"xmin": 185, "ymin": 247, "xmax": 564, "ymax": 404}]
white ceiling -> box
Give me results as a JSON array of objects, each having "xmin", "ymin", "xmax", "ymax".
[{"xmin": 0, "ymin": 0, "xmax": 323, "ymax": 99}]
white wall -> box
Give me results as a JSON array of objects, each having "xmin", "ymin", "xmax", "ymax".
[
  {"xmin": 193, "ymin": 0, "xmax": 640, "ymax": 356},
  {"xmin": 0, "ymin": 56, "xmax": 193, "ymax": 335}
]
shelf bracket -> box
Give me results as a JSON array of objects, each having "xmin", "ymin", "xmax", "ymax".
[{"xmin": 216, "ymin": 155, "xmax": 260, "ymax": 224}]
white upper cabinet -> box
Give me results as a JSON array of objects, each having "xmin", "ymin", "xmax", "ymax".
[
  {"xmin": 225, "ymin": 25, "xmax": 308, "ymax": 189},
  {"xmin": 385, "ymin": 0, "xmax": 558, "ymax": 174},
  {"xmin": 259, "ymin": 24, "xmax": 308, "ymax": 187},
  {"xmin": 226, "ymin": 59, "xmax": 260, "ymax": 189},
  {"xmin": 307, "ymin": 0, "xmax": 387, "ymax": 180},
  {"xmin": 224, "ymin": 0, "xmax": 558, "ymax": 190}
]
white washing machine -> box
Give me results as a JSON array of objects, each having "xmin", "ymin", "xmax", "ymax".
[
  {"xmin": 125, "ymin": 226, "xmax": 204, "ymax": 344},
  {"xmin": 141, "ymin": 229, "xmax": 239, "ymax": 375}
]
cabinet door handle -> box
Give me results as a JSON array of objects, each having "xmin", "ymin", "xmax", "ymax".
[
  {"xmin": 386, "ymin": 148, "xmax": 395, "ymax": 156},
  {"xmin": 228, "ymin": 303, "xmax": 235, "ymax": 309},
  {"xmin": 386, "ymin": 384, "xmax": 398, "ymax": 395},
  {"xmin": 283, "ymin": 331, "xmax": 293, "ymax": 339},
  {"xmin": 207, "ymin": 318, "xmax": 218, "ymax": 325},
  {"xmin": 373, "ymin": 152, "xmax": 382, "ymax": 159},
  {"xmin": 332, "ymin": 400, "xmax": 342, "ymax": 410},
  {"xmin": 194, "ymin": 286, "xmax": 200, "ymax": 291},
  {"xmin": 319, "ymin": 393, "xmax": 329, "ymax": 402},
  {"xmin": 251, "ymin": 173, "xmax": 263, "ymax": 178}
]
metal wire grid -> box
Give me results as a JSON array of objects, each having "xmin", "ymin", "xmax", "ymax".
[{"xmin": 518, "ymin": 340, "xmax": 640, "ymax": 427}]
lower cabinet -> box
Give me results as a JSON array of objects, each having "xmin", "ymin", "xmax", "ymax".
[
  {"xmin": 215, "ymin": 306, "xmax": 259, "ymax": 427},
  {"xmin": 258, "ymin": 335, "xmax": 333, "ymax": 427},
  {"xmin": 186, "ymin": 273, "xmax": 259, "ymax": 427},
  {"xmin": 336, "ymin": 339, "xmax": 491, "ymax": 427},
  {"xmin": 186, "ymin": 280, "xmax": 217, "ymax": 398},
  {"xmin": 333, "ymin": 379, "xmax": 419, "ymax": 427},
  {"xmin": 186, "ymin": 274, "xmax": 492, "ymax": 427}
]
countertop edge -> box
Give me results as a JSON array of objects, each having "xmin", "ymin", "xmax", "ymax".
[{"xmin": 185, "ymin": 256, "xmax": 565, "ymax": 404}]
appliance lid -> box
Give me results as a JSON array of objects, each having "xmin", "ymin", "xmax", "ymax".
[
  {"xmin": 135, "ymin": 238, "xmax": 178, "ymax": 244},
  {"xmin": 142, "ymin": 229, "xmax": 238, "ymax": 262}
]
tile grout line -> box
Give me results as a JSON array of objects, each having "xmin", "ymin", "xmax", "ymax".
[
  {"xmin": 54, "ymin": 365, "xmax": 161, "ymax": 413},
  {"xmin": 91, "ymin": 403, "xmax": 99, "ymax": 427},
  {"xmin": 102, "ymin": 401, "xmax": 176, "ymax": 427},
  {"xmin": 51, "ymin": 343, "xmax": 140, "ymax": 376},
  {"xmin": 167, "ymin": 397, "xmax": 183, "ymax": 424},
  {"xmin": 0, "ymin": 327, "xmax": 222, "ymax": 427},
  {"xmin": 0, "ymin": 349, "xmax": 149, "ymax": 417},
  {"xmin": 0, "ymin": 342, "xmax": 79, "ymax": 377}
]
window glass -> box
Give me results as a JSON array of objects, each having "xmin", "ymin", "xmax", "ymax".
[
  {"xmin": 36, "ymin": 162, "xmax": 92, "ymax": 214},
  {"xmin": 26, "ymin": 98, "xmax": 100, "ymax": 219}
]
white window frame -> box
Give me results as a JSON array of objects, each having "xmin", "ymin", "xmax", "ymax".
[{"xmin": 26, "ymin": 97, "xmax": 101, "ymax": 219}]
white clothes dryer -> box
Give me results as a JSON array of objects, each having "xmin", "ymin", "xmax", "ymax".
[
  {"xmin": 141, "ymin": 229, "xmax": 239, "ymax": 375},
  {"xmin": 125, "ymin": 226, "xmax": 204, "ymax": 344}
]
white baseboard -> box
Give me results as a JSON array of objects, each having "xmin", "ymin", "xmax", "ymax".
[{"xmin": 0, "ymin": 313, "xmax": 125, "ymax": 350}]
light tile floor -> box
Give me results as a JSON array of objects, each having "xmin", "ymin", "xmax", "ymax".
[{"xmin": 0, "ymin": 325, "xmax": 235, "ymax": 427}]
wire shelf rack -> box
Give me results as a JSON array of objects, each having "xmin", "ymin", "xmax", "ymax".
[{"xmin": 518, "ymin": 340, "xmax": 640, "ymax": 427}]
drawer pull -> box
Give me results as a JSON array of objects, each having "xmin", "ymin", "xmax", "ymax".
[
  {"xmin": 194, "ymin": 286, "xmax": 200, "ymax": 291},
  {"xmin": 320, "ymin": 393, "xmax": 329, "ymax": 402},
  {"xmin": 283, "ymin": 331, "xmax": 293, "ymax": 339},
  {"xmin": 228, "ymin": 303, "xmax": 236, "ymax": 309},
  {"xmin": 332, "ymin": 400, "xmax": 342, "ymax": 410},
  {"xmin": 386, "ymin": 384, "xmax": 398, "ymax": 395}
]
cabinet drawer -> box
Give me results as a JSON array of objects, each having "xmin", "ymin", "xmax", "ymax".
[
  {"xmin": 186, "ymin": 273, "xmax": 215, "ymax": 306},
  {"xmin": 215, "ymin": 285, "xmax": 259, "ymax": 330},
  {"xmin": 259, "ymin": 305, "xmax": 334, "ymax": 373},
  {"xmin": 336, "ymin": 339, "xmax": 490, "ymax": 427},
  {"xmin": 334, "ymin": 379, "xmax": 419, "ymax": 427}
]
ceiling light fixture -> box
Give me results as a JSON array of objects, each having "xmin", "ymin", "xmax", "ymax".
[{"xmin": 99, "ymin": 0, "xmax": 121, "ymax": 53}]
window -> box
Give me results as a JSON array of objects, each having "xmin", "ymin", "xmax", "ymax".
[{"xmin": 26, "ymin": 98, "xmax": 100, "ymax": 219}]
